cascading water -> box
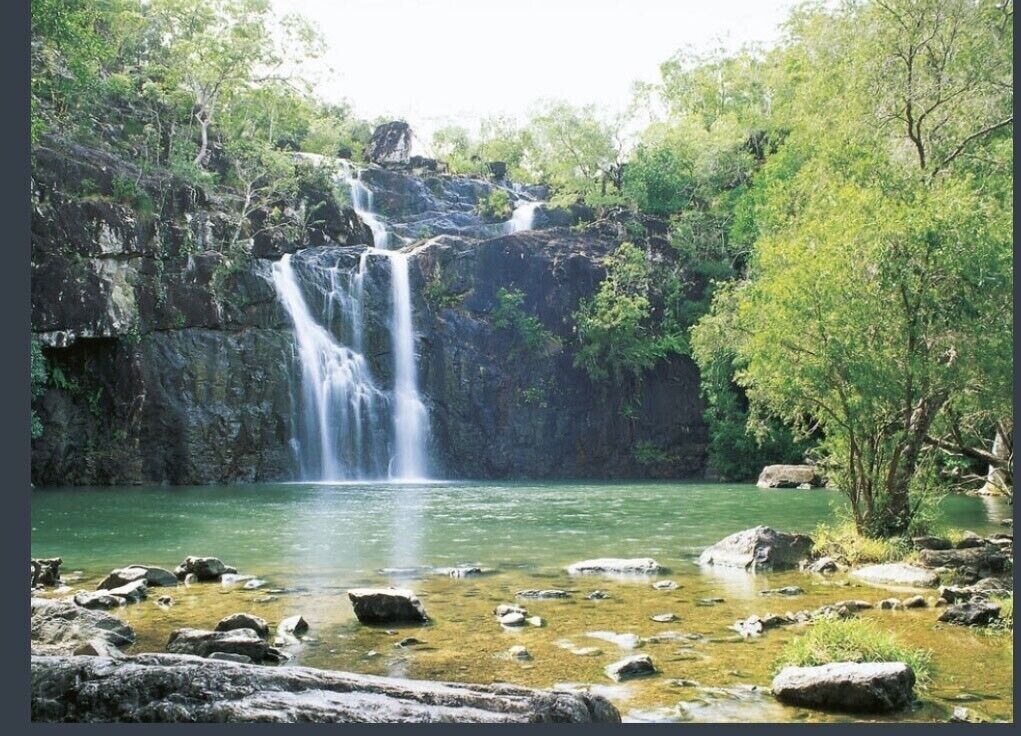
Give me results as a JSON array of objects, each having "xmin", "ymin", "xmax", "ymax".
[
  {"xmin": 504, "ymin": 200, "xmax": 541, "ymax": 234},
  {"xmin": 272, "ymin": 162, "xmax": 431, "ymax": 481}
]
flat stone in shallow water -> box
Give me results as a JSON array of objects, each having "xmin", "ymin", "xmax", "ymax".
[
  {"xmin": 515, "ymin": 589, "xmax": 570, "ymax": 599},
  {"xmin": 565, "ymin": 558, "xmax": 665, "ymax": 576},
  {"xmin": 850, "ymin": 563, "xmax": 940, "ymax": 589},
  {"xmin": 98, "ymin": 565, "xmax": 177, "ymax": 590},
  {"xmin": 166, "ymin": 628, "xmax": 270, "ymax": 662},
  {"xmin": 31, "ymin": 599, "xmax": 135, "ymax": 654},
  {"xmin": 216, "ymin": 613, "xmax": 270, "ymax": 638},
  {"xmin": 30, "ymin": 653, "xmax": 622, "ymax": 722},
  {"xmin": 587, "ymin": 631, "xmax": 641, "ymax": 650},
  {"xmin": 174, "ymin": 557, "xmax": 237, "ymax": 582},
  {"xmin": 771, "ymin": 662, "xmax": 916, "ymax": 713}
]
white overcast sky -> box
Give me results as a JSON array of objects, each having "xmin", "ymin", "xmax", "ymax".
[{"xmin": 273, "ymin": 0, "xmax": 801, "ymax": 144}]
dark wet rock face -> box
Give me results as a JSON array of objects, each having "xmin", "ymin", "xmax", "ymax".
[
  {"xmin": 771, "ymin": 662, "xmax": 916, "ymax": 713},
  {"xmin": 33, "ymin": 141, "xmax": 709, "ymax": 484},
  {"xmin": 31, "ymin": 654, "xmax": 622, "ymax": 722},
  {"xmin": 698, "ymin": 527, "xmax": 813, "ymax": 571},
  {"xmin": 365, "ymin": 121, "xmax": 412, "ymax": 165}
]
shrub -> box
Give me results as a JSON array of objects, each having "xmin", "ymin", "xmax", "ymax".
[
  {"xmin": 773, "ymin": 618, "xmax": 933, "ymax": 687},
  {"xmin": 812, "ymin": 521, "xmax": 910, "ymax": 565},
  {"xmin": 490, "ymin": 288, "xmax": 558, "ymax": 354},
  {"xmin": 476, "ymin": 189, "xmax": 513, "ymax": 222}
]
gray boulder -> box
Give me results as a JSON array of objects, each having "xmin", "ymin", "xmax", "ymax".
[
  {"xmin": 73, "ymin": 591, "xmax": 125, "ymax": 610},
  {"xmin": 278, "ymin": 615, "xmax": 310, "ymax": 638},
  {"xmin": 31, "ymin": 653, "xmax": 621, "ymax": 722},
  {"xmin": 216, "ymin": 613, "xmax": 270, "ymax": 639},
  {"xmin": 105, "ymin": 579, "xmax": 148, "ymax": 603},
  {"xmin": 31, "ymin": 598, "xmax": 135, "ymax": 655},
  {"xmin": 849, "ymin": 563, "xmax": 939, "ymax": 589},
  {"xmin": 565, "ymin": 558, "xmax": 665, "ymax": 576},
  {"xmin": 605, "ymin": 654, "xmax": 657, "ymax": 682},
  {"xmin": 166, "ymin": 628, "xmax": 270, "ymax": 662},
  {"xmin": 174, "ymin": 557, "xmax": 238, "ymax": 582},
  {"xmin": 772, "ymin": 662, "xmax": 915, "ymax": 713},
  {"xmin": 937, "ymin": 601, "xmax": 1001, "ymax": 627},
  {"xmin": 917, "ymin": 547, "xmax": 1008, "ymax": 574},
  {"xmin": 912, "ymin": 536, "xmax": 952, "ymax": 551},
  {"xmin": 366, "ymin": 122, "xmax": 412, "ymax": 166},
  {"xmin": 99, "ymin": 565, "xmax": 177, "ymax": 590},
  {"xmin": 347, "ymin": 588, "xmax": 428, "ymax": 624},
  {"xmin": 756, "ymin": 465, "xmax": 823, "ymax": 488},
  {"xmin": 698, "ymin": 526, "xmax": 813, "ymax": 571},
  {"xmin": 806, "ymin": 556, "xmax": 838, "ymax": 574},
  {"xmin": 32, "ymin": 558, "xmax": 62, "ymax": 587}
]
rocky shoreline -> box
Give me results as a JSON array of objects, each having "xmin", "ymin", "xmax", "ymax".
[{"xmin": 30, "ymin": 524, "xmax": 1013, "ymax": 723}]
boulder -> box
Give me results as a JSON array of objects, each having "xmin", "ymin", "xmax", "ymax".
[
  {"xmin": 605, "ymin": 654, "xmax": 656, "ymax": 682},
  {"xmin": 698, "ymin": 526, "xmax": 813, "ymax": 571},
  {"xmin": 208, "ymin": 652, "xmax": 252, "ymax": 664},
  {"xmin": 917, "ymin": 547, "xmax": 1008, "ymax": 574},
  {"xmin": 31, "ymin": 598, "xmax": 135, "ymax": 655},
  {"xmin": 912, "ymin": 536, "xmax": 952, "ymax": 551},
  {"xmin": 278, "ymin": 615, "xmax": 310, "ymax": 638},
  {"xmin": 174, "ymin": 557, "xmax": 237, "ymax": 582},
  {"xmin": 771, "ymin": 662, "xmax": 915, "ymax": 713},
  {"xmin": 32, "ymin": 558, "xmax": 62, "ymax": 587},
  {"xmin": 878, "ymin": 598, "xmax": 901, "ymax": 610},
  {"xmin": 216, "ymin": 613, "xmax": 270, "ymax": 639},
  {"xmin": 901, "ymin": 595, "xmax": 927, "ymax": 609},
  {"xmin": 508, "ymin": 645, "xmax": 531, "ymax": 660},
  {"xmin": 499, "ymin": 613, "xmax": 526, "ymax": 627},
  {"xmin": 72, "ymin": 638, "xmax": 124, "ymax": 658},
  {"xmin": 937, "ymin": 601, "xmax": 1001, "ymax": 627},
  {"xmin": 105, "ymin": 579, "xmax": 148, "ymax": 603},
  {"xmin": 806, "ymin": 556, "xmax": 838, "ymax": 574},
  {"xmin": 849, "ymin": 563, "xmax": 939, "ymax": 589},
  {"xmin": 366, "ymin": 122, "xmax": 412, "ymax": 166},
  {"xmin": 756, "ymin": 465, "xmax": 823, "ymax": 489},
  {"xmin": 565, "ymin": 558, "xmax": 665, "ymax": 576},
  {"xmin": 487, "ymin": 161, "xmax": 507, "ymax": 180},
  {"xmin": 166, "ymin": 628, "xmax": 270, "ymax": 662},
  {"xmin": 30, "ymin": 653, "xmax": 622, "ymax": 722},
  {"xmin": 73, "ymin": 591, "xmax": 125, "ymax": 610},
  {"xmin": 954, "ymin": 532, "xmax": 985, "ymax": 549},
  {"xmin": 347, "ymin": 588, "xmax": 428, "ymax": 624},
  {"xmin": 98, "ymin": 565, "xmax": 177, "ymax": 590}
]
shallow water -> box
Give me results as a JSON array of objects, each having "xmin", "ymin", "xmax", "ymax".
[{"xmin": 31, "ymin": 482, "xmax": 1013, "ymax": 722}]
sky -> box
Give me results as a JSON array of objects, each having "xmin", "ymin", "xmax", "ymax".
[{"xmin": 273, "ymin": 0, "xmax": 801, "ymax": 147}]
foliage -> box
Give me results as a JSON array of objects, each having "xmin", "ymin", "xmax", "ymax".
[
  {"xmin": 773, "ymin": 618, "xmax": 933, "ymax": 687},
  {"xmin": 812, "ymin": 521, "xmax": 911, "ymax": 566},
  {"xmin": 574, "ymin": 242, "xmax": 684, "ymax": 382},
  {"xmin": 691, "ymin": 0, "xmax": 1013, "ymax": 536},
  {"xmin": 30, "ymin": 339, "xmax": 48, "ymax": 439},
  {"xmin": 490, "ymin": 288, "xmax": 558, "ymax": 355},
  {"xmin": 476, "ymin": 189, "xmax": 513, "ymax": 223}
]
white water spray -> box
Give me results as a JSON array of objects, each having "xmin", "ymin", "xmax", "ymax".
[{"xmin": 504, "ymin": 200, "xmax": 541, "ymax": 234}]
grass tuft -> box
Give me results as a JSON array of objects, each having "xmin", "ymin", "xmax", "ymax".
[
  {"xmin": 812, "ymin": 521, "xmax": 910, "ymax": 565},
  {"xmin": 772, "ymin": 618, "xmax": 933, "ymax": 687}
]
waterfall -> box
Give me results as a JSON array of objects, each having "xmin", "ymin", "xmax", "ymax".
[
  {"xmin": 271, "ymin": 254, "xmax": 389, "ymax": 480},
  {"xmin": 504, "ymin": 201, "xmax": 541, "ymax": 234},
  {"xmin": 272, "ymin": 162, "xmax": 431, "ymax": 481}
]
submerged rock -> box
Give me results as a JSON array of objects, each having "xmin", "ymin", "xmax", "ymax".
[
  {"xmin": 650, "ymin": 613, "xmax": 678, "ymax": 623},
  {"xmin": 698, "ymin": 526, "xmax": 813, "ymax": 571},
  {"xmin": 566, "ymin": 558, "xmax": 665, "ymax": 576},
  {"xmin": 278, "ymin": 615, "xmax": 310, "ymax": 638},
  {"xmin": 756, "ymin": 465, "xmax": 823, "ymax": 489},
  {"xmin": 850, "ymin": 563, "xmax": 940, "ymax": 589},
  {"xmin": 31, "ymin": 653, "xmax": 622, "ymax": 722},
  {"xmin": 216, "ymin": 613, "xmax": 270, "ymax": 639},
  {"xmin": 586, "ymin": 591, "xmax": 611, "ymax": 600},
  {"xmin": 652, "ymin": 580, "xmax": 679, "ymax": 590},
  {"xmin": 515, "ymin": 589, "xmax": 570, "ymax": 599},
  {"xmin": 435, "ymin": 565, "xmax": 492, "ymax": 578},
  {"xmin": 587, "ymin": 631, "xmax": 642, "ymax": 650},
  {"xmin": 508, "ymin": 645, "xmax": 531, "ymax": 660},
  {"xmin": 166, "ymin": 628, "xmax": 270, "ymax": 662},
  {"xmin": 348, "ymin": 588, "xmax": 428, "ymax": 624},
  {"xmin": 771, "ymin": 662, "xmax": 916, "ymax": 713},
  {"xmin": 174, "ymin": 557, "xmax": 238, "ymax": 582},
  {"xmin": 937, "ymin": 601, "xmax": 1001, "ymax": 627},
  {"xmin": 73, "ymin": 591, "xmax": 125, "ymax": 610},
  {"xmin": 605, "ymin": 654, "xmax": 657, "ymax": 682},
  {"xmin": 104, "ymin": 579, "xmax": 148, "ymax": 603},
  {"xmin": 805, "ymin": 557, "xmax": 838, "ymax": 574},
  {"xmin": 759, "ymin": 586, "xmax": 803, "ymax": 597}
]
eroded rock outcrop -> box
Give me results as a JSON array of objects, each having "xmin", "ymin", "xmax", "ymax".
[
  {"xmin": 31, "ymin": 653, "xmax": 621, "ymax": 722},
  {"xmin": 756, "ymin": 465, "xmax": 823, "ymax": 489}
]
